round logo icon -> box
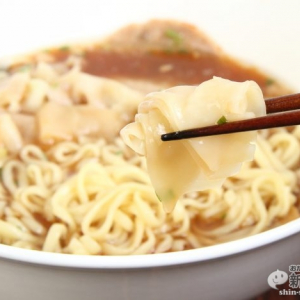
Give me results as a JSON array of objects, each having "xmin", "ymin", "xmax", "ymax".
[{"xmin": 268, "ymin": 270, "xmax": 288, "ymax": 290}]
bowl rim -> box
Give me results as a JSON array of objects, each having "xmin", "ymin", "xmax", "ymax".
[
  {"xmin": 0, "ymin": 5, "xmax": 299, "ymax": 270},
  {"xmin": 0, "ymin": 218, "xmax": 299, "ymax": 269}
]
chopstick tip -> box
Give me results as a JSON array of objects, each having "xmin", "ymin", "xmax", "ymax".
[
  {"xmin": 161, "ymin": 133, "xmax": 169, "ymax": 141},
  {"xmin": 161, "ymin": 132, "xmax": 179, "ymax": 141}
]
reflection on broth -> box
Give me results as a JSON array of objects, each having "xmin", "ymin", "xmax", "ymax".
[{"xmin": 0, "ymin": 20, "xmax": 298, "ymax": 255}]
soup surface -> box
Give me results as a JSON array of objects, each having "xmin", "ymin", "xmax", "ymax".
[{"xmin": 0, "ymin": 20, "xmax": 298, "ymax": 255}]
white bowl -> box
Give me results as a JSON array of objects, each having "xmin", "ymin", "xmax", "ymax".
[
  {"xmin": 1, "ymin": 219, "xmax": 300, "ymax": 300},
  {"xmin": 0, "ymin": 1, "xmax": 300, "ymax": 300}
]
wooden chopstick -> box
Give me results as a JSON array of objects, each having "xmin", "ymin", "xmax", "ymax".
[
  {"xmin": 161, "ymin": 93, "xmax": 300, "ymax": 141},
  {"xmin": 265, "ymin": 93, "xmax": 300, "ymax": 113}
]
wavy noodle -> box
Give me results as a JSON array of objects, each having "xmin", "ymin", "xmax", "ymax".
[
  {"xmin": 0, "ymin": 134, "xmax": 299, "ymax": 255},
  {"xmin": 0, "ymin": 52, "xmax": 298, "ymax": 255}
]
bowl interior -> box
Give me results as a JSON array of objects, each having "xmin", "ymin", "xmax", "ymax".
[{"xmin": 0, "ymin": 0, "xmax": 300, "ymax": 267}]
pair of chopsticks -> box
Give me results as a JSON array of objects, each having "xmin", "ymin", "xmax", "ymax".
[{"xmin": 161, "ymin": 93, "xmax": 300, "ymax": 141}]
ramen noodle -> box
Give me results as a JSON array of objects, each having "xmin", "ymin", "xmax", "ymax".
[{"xmin": 0, "ymin": 20, "xmax": 298, "ymax": 255}]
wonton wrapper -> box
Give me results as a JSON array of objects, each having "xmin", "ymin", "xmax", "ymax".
[{"xmin": 121, "ymin": 77, "xmax": 266, "ymax": 212}]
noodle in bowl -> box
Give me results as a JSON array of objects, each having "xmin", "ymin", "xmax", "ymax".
[{"xmin": 1, "ymin": 1, "xmax": 300, "ymax": 300}]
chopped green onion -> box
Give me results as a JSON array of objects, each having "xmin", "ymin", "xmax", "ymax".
[
  {"xmin": 59, "ymin": 45, "xmax": 70, "ymax": 51},
  {"xmin": 165, "ymin": 29, "xmax": 182, "ymax": 44},
  {"xmin": 16, "ymin": 224, "xmax": 24, "ymax": 231},
  {"xmin": 220, "ymin": 213, "xmax": 227, "ymax": 220},
  {"xmin": 17, "ymin": 64, "xmax": 33, "ymax": 73},
  {"xmin": 266, "ymin": 78, "xmax": 275, "ymax": 86},
  {"xmin": 217, "ymin": 115, "xmax": 227, "ymax": 125},
  {"xmin": 155, "ymin": 192, "xmax": 162, "ymax": 202},
  {"xmin": 178, "ymin": 48, "xmax": 188, "ymax": 54},
  {"xmin": 156, "ymin": 189, "xmax": 175, "ymax": 203},
  {"xmin": 51, "ymin": 82, "xmax": 59, "ymax": 88},
  {"xmin": 166, "ymin": 189, "xmax": 175, "ymax": 200},
  {"xmin": 114, "ymin": 151, "xmax": 123, "ymax": 155}
]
